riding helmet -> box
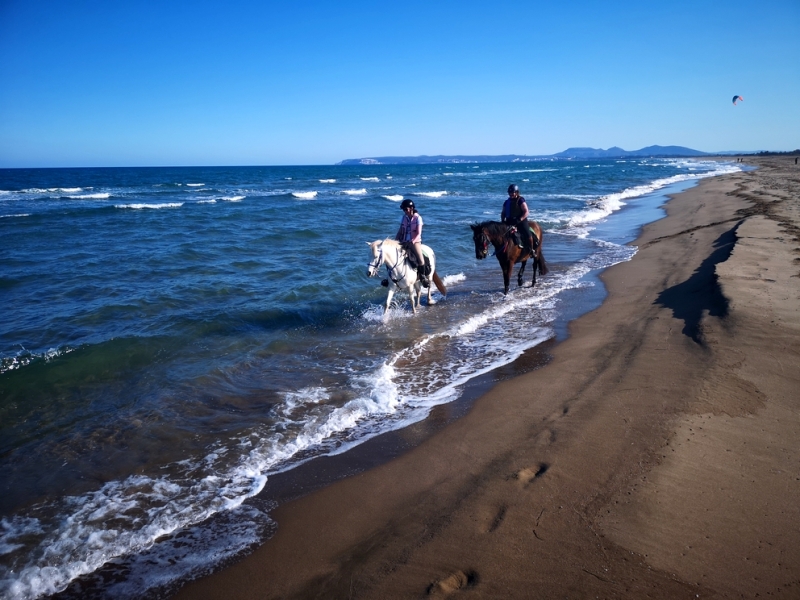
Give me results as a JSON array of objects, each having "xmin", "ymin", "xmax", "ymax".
[
  {"xmin": 400, "ymin": 199, "xmax": 415, "ymax": 211},
  {"xmin": 508, "ymin": 184, "xmax": 519, "ymax": 194}
]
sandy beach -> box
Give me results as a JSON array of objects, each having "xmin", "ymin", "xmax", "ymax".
[{"xmin": 174, "ymin": 156, "xmax": 800, "ymax": 600}]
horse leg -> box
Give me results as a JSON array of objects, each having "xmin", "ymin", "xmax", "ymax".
[
  {"xmin": 517, "ymin": 260, "xmax": 527, "ymax": 287},
  {"xmin": 384, "ymin": 287, "xmax": 395, "ymax": 314},
  {"xmin": 502, "ymin": 262, "xmax": 513, "ymax": 295},
  {"xmin": 410, "ymin": 283, "xmax": 420, "ymax": 314}
]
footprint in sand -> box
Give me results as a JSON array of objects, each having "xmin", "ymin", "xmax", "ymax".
[
  {"xmin": 487, "ymin": 505, "xmax": 506, "ymax": 533},
  {"xmin": 427, "ymin": 570, "xmax": 479, "ymax": 596},
  {"xmin": 515, "ymin": 462, "xmax": 549, "ymax": 488},
  {"xmin": 534, "ymin": 426, "xmax": 557, "ymax": 447}
]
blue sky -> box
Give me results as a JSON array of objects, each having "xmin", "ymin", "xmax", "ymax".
[{"xmin": 1, "ymin": 0, "xmax": 798, "ymax": 167}]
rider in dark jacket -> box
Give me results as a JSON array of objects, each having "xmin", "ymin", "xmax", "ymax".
[{"xmin": 500, "ymin": 184, "xmax": 533, "ymax": 253}]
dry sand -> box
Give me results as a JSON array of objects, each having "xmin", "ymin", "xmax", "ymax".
[{"xmin": 175, "ymin": 156, "xmax": 800, "ymax": 599}]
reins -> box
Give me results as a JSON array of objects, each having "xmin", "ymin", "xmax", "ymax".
[
  {"xmin": 384, "ymin": 246, "xmax": 410, "ymax": 284},
  {"xmin": 478, "ymin": 230, "xmax": 498, "ymax": 257}
]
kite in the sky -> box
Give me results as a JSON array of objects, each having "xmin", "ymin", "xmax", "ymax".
[{"xmin": 732, "ymin": 95, "xmax": 744, "ymax": 105}]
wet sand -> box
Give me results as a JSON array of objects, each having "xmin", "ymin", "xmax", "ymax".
[{"xmin": 174, "ymin": 156, "xmax": 800, "ymax": 599}]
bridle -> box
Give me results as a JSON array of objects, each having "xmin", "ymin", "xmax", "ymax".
[
  {"xmin": 367, "ymin": 245, "xmax": 384, "ymax": 276},
  {"xmin": 474, "ymin": 229, "xmax": 490, "ymax": 259},
  {"xmin": 368, "ymin": 243, "xmax": 410, "ymax": 283}
]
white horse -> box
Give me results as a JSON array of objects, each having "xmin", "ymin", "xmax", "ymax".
[{"xmin": 366, "ymin": 239, "xmax": 446, "ymax": 314}]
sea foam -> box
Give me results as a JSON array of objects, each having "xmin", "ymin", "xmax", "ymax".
[
  {"xmin": 115, "ymin": 203, "xmax": 184, "ymax": 210},
  {"xmin": 565, "ymin": 163, "xmax": 742, "ymax": 230},
  {"xmin": 71, "ymin": 193, "xmax": 110, "ymax": 199}
]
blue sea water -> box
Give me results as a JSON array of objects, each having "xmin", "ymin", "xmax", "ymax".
[{"xmin": 0, "ymin": 159, "xmax": 742, "ymax": 599}]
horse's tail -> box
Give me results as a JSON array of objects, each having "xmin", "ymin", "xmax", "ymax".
[
  {"xmin": 536, "ymin": 250, "xmax": 549, "ymax": 276},
  {"xmin": 432, "ymin": 271, "xmax": 447, "ymax": 297}
]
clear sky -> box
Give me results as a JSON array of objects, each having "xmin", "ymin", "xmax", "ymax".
[{"xmin": 1, "ymin": 0, "xmax": 798, "ymax": 167}]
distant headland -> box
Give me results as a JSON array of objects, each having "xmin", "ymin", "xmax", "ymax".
[{"xmin": 337, "ymin": 145, "xmax": 720, "ymax": 165}]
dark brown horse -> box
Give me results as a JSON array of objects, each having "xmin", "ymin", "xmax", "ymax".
[{"xmin": 471, "ymin": 220, "xmax": 549, "ymax": 294}]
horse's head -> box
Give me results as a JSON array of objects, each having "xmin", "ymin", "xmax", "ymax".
[
  {"xmin": 366, "ymin": 240, "xmax": 383, "ymax": 277},
  {"xmin": 471, "ymin": 223, "xmax": 489, "ymax": 260}
]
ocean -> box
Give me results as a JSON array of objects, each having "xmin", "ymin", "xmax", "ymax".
[{"xmin": 0, "ymin": 159, "xmax": 742, "ymax": 599}]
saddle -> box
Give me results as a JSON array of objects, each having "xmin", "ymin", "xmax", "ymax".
[
  {"xmin": 404, "ymin": 249, "xmax": 431, "ymax": 287},
  {"xmin": 506, "ymin": 225, "xmax": 539, "ymax": 251},
  {"xmin": 406, "ymin": 249, "xmax": 431, "ymax": 275}
]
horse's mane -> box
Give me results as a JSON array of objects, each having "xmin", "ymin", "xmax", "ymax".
[
  {"xmin": 373, "ymin": 238, "xmax": 402, "ymax": 254},
  {"xmin": 475, "ymin": 220, "xmax": 506, "ymax": 235}
]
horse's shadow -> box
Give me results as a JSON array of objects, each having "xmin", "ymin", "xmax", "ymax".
[{"xmin": 654, "ymin": 223, "xmax": 738, "ymax": 344}]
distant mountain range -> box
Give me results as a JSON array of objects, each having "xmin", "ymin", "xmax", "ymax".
[
  {"xmin": 554, "ymin": 145, "xmax": 709, "ymax": 159},
  {"xmin": 336, "ymin": 145, "xmax": 716, "ymax": 165}
]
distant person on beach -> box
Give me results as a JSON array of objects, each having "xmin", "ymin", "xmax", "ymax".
[
  {"xmin": 396, "ymin": 199, "xmax": 429, "ymax": 286},
  {"xmin": 501, "ymin": 184, "xmax": 533, "ymax": 252}
]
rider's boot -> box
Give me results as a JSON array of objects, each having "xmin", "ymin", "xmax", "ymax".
[
  {"xmin": 417, "ymin": 266, "xmax": 429, "ymax": 287},
  {"xmin": 524, "ymin": 234, "xmax": 534, "ymax": 255}
]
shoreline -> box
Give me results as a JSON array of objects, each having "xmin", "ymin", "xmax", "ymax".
[
  {"xmin": 257, "ymin": 337, "xmax": 557, "ymax": 510},
  {"xmin": 219, "ymin": 168, "xmax": 697, "ymax": 517},
  {"xmin": 173, "ymin": 157, "xmax": 800, "ymax": 599}
]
